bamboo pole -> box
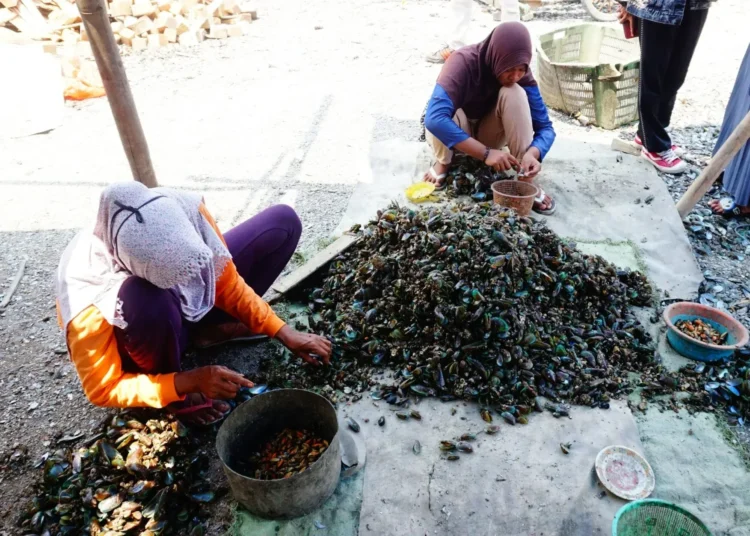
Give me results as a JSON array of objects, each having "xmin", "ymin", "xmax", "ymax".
[
  {"xmin": 676, "ymin": 110, "xmax": 750, "ymax": 219},
  {"xmin": 76, "ymin": 0, "xmax": 157, "ymax": 187}
]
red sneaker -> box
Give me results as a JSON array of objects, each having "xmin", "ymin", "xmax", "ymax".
[
  {"xmin": 634, "ymin": 135, "xmax": 684, "ymax": 157},
  {"xmin": 641, "ymin": 148, "xmax": 688, "ymax": 174}
]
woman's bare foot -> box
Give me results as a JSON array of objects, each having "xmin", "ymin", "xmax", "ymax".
[
  {"xmin": 423, "ymin": 162, "xmax": 450, "ymax": 188},
  {"xmin": 534, "ymin": 193, "xmax": 554, "ymax": 212},
  {"xmin": 708, "ymin": 198, "xmax": 750, "ymax": 217},
  {"xmin": 168, "ymin": 393, "xmax": 230, "ymax": 426},
  {"xmin": 532, "ymin": 187, "xmax": 556, "ymax": 215}
]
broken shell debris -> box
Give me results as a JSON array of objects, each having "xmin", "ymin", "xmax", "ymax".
[
  {"xmin": 675, "ymin": 318, "xmax": 728, "ymax": 345},
  {"xmin": 244, "ymin": 428, "xmax": 329, "ymax": 481},
  {"xmin": 20, "ymin": 411, "xmax": 211, "ymax": 536}
]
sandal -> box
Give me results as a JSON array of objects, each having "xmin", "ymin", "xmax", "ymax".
[
  {"xmin": 533, "ymin": 188, "xmax": 556, "ymax": 216},
  {"xmin": 712, "ymin": 197, "xmax": 750, "ymax": 219},
  {"xmin": 169, "ymin": 394, "xmax": 231, "ymax": 426},
  {"xmin": 426, "ymin": 45, "xmax": 455, "ymax": 64},
  {"xmin": 425, "ymin": 166, "xmax": 448, "ymax": 191}
]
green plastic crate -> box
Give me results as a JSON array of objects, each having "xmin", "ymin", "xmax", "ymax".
[
  {"xmin": 613, "ymin": 499, "xmax": 712, "ymax": 536},
  {"xmin": 536, "ymin": 23, "xmax": 640, "ymax": 129}
]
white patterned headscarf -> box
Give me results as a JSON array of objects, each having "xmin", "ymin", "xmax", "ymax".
[{"xmin": 56, "ymin": 182, "xmax": 231, "ymax": 330}]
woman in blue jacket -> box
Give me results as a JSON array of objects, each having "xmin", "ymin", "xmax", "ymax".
[{"xmin": 422, "ymin": 22, "xmax": 557, "ymax": 215}]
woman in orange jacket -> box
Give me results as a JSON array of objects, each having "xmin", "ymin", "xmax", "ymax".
[{"xmin": 56, "ymin": 182, "xmax": 331, "ymax": 425}]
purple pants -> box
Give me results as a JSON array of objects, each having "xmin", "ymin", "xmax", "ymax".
[{"xmin": 114, "ymin": 205, "xmax": 302, "ymax": 374}]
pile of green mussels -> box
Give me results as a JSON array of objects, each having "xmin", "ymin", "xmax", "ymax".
[
  {"xmin": 19, "ymin": 411, "xmax": 213, "ymax": 536},
  {"xmin": 269, "ymin": 201, "xmax": 659, "ymax": 420},
  {"xmin": 445, "ymin": 154, "xmax": 508, "ymax": 200}
]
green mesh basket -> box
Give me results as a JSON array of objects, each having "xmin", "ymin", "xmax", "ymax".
[
  {"xmin": 613, "ymin": 500, "xmax": 712, "ymax": 536},
  {"xmin": 536, "ymin": 23, "xmax": 640, "ymax": 129}
]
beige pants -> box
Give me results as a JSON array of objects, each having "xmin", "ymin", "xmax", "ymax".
[{"xmin": 426, "ymin": 83, "xmax": 534, "ymax": 165}]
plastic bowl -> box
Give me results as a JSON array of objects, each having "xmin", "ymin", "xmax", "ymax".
[
  {"xmin": 663, "ymin": 302, "xmax": 749, "ymax": 362},
  {"xmin": 612, "ymin": 499, "xmax": 711, "ymax": 536},
  {"xmin": 491, "ymin": 180, "xmax": 539, "ymax": 217}
]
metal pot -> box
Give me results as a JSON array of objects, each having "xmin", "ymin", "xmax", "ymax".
[{"xmin": 216, "ymin": 389, "xmax": 341, "ymax": 519}]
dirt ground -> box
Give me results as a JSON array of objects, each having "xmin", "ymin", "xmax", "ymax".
[{"xmin": 0, "ymin": 0, "xmax": 748, "ymax": 533}]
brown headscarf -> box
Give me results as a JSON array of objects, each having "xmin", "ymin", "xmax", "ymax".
[{"xmin": 436, "ymin": 22, "xmax": 537, "ymax": 120}]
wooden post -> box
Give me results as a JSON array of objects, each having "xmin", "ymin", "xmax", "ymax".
[
  {"xmin": 676, "ymin": 110, "xmax": 750, "ymax": 219},
  {"xmin": 76, "ymin": 0, "xmax": 158, "ymax": 187}
]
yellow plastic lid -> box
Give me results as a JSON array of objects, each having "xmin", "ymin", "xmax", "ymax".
[{"xmin": 405, "ymin": 182, "xmax": 437, "ymax": 203}]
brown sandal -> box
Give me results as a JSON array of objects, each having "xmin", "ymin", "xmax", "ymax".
[{"xmin": 426, "ymin": 46, "xmax": 455, "ymax": 64}]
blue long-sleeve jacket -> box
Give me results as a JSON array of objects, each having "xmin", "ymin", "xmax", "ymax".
[
  {"xmin": 626, "ymin": 0, "xmax": 714, "ymax": 26},
  {"xmin": 424, "ymin": 84, "xmax": 556, "ymax": 161}
]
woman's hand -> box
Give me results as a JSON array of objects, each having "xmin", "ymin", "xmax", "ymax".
[
  {"xmin": 520, "ymin": 148, "xmax": 542, "ymax": 179},
  {"xmin": 275, "ymin": 325, "xmax": 332, "ymax": 365},
  {"xmin": 485, "ymin": 149, "xmax": 519, "ymax": 172},
  {"xmin": 175, "ymin": 365, "xmax": 254, "ymax": 399},
  {"xmin": 617, "ymin": 4, "xmax": 633, "ymax": 25}
]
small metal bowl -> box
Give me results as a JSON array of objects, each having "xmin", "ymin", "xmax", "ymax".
[
  {"xmin": 663, "ymin": 302, "xmax": 749, "ymax": 362},
  {"xmin": 216, "ymin": 389, "xmax": 340, "ymax": 519}
]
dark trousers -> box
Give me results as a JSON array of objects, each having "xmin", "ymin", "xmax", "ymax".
[
  {"xmin": 113, "ymin": 204, "xmax": 302, "ymax": 374},
  {"xmin": 637, "ymin": 8, "xmax": 708, "ymax": 153}
]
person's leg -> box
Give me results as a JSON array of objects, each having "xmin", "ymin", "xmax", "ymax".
[
  {"xmin": 114, "ymin": 276, "xmax": 185, "ymax": 374},
  {"xmin": 114, "ymin": 276, "xmax": 228, "ymax": 424},
  {"xmin": 224, "ymin": 204, "xmax": 302, "ymax": 294},
  {"xmin": 657, "ymin": 8, "xmax": 708, "ymax": 129},
  {"xmin": 448, "ymin": 0, "xmax": 472, "ymax": 50},
  {"xmin": 197, "ymin": 204, "xmax": 302, "ymax": 329},
  {"xmin": 424, "ymin": 109, "xmax": 471, "ymax": 184},
  {"xmin": 476, "ymin": 85, "xmax": 554, "ymax": 213},
  {"xmin": 426, "ymin": 0, "xmax": 472, "ymax": 63},
  {"xmin": 475, "ymin": 84, "xmax": 533, "ymax": 161},
  {"xmin": 637, "ymin": 18, "xmax": 679, "ymax": 153}
]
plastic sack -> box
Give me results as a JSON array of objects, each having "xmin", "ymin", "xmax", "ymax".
[{"xmin": 62, "ymin": 55, "xmax": 105, "ymax": 101}]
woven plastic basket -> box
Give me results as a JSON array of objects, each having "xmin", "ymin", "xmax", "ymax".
[
  {"xmin": 612, "ymin": 499, "xmax": 712, "ymax": 536},
  {"xmin": 491, "ymin": 180, "xmax": 538, "ymax": 217},
  {"xmin": 536, "ymin": 23, "xmax": 640, "ymax": 129}
]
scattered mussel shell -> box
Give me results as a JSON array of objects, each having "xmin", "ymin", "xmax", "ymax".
[
  {"xmin": 500, "ymin": 412, "xmax": 516, "ymax": 425},
  {"xmin": 457, "ymin": 442, "xmax": 473, "ymax": 453},
  {"xmin": 396, "ymin": 411, "xmax": 410, "ymax": 420},
  {"xmin": 100, "ymin": 441, "xmax": 124, "ymax": 467},
  {"xmin": 485, "ymin": 425, "xmax": 500, "ymax": 435},
  {"xmin": 459, "ymin": 433, "xmax": 476, "ymax": 441},
  {"xmin": 413, "ymin": 441, "xmax": 422, "ymax": 455},
  {"xmin": 142, "ymin": 488, "xmax": 168, "ymax": 519},
  {"xmin": 44, "ymin": 461, "xmax": 70, "ymax": 482},
  {"xmin": 444, "ymin": 454, "xmax": 460, "ymax": 461},
  {"xmin": 560, "ymin": 442, "xmax": 572, "ymax": 455},
  {"xmin": 97, "ymin": 493, "xmax": 123, "ymax": 514},
  {"xmin": 347, "ymin": 417, "xmax": 360, "ymax": 433},
  {"xmin": 480, "ymin": 409, "xmax": 492, "ymax": 423},
  {"xmin": 249, "ymin": 384, "xmax": 268, "ymax": 395},
  {"xmin": 410, "ymin": 409, "xmax": 422, "ymax": 420},
  {"xmin": 190, "ymin": 491, "xmax": 215, "ymax": 503},
  {"xmin": 378, "ymin": 416, "xmax": 385, "ymax": 427},
  {"xmin": 439, "ymin": 440, "xmax": 457, "ymax": 451}
]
